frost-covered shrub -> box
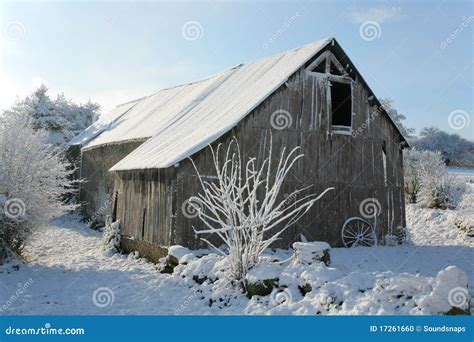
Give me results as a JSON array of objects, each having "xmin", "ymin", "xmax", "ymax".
[
  {"xmin": 0, "ymin": 112, "xmax": 76, "ymax": 256},
  {"xmin": 404, "ymin": 149, "xmax": 443, "ymax": 203},
  {"xmin": 102, "ymin": 216, "xmax": 121, "ymax": 255},
  {"xmin": 419, "ymin": 172, "xmax": 464, "ymax": 209},
  {"xmin": 188, "ymin": 137, "xmax": 333, "ymax": 287},
  {"xmin": 173, "ymin": 253, "xmax": 226, "ymax": 284},
  {"xmin": 404, "ymin": 148, "xmax": 464, "ymax": 208},
  {"xmin": 0, "ymin": 214, "xmax": 24, "ymax": 258}
]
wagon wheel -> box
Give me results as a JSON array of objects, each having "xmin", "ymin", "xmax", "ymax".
[{"xmin": 341, "ymin": 217, "xmax": 377, "ymax": 247}]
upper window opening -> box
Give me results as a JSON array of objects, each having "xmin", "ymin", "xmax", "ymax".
[
  {"xmin": 311, "ymin": 60, "xmax": 326, "ymax": 73},
  {"xmin": 330, "ymin": 61, "xmax": 343, "ymax": 76},
  {"xmin": 331, "ymin": 82, "xmax": 352, "ymax": 133},
  {"xmin": 306, "ymin": 51, "xmax": 355, "ymax": 135},
  {"xmin": 306, "ymin": 51, "xmax": 348, "ymax": 77}
]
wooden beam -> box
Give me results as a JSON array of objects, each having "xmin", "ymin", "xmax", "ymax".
[
  {"xmin": 304, "ymin": 71, "xmax": 353, "ymax": 84},
  {"xmin": 305, "ymin": 50, "xmax": 329, "ymax": 72},
  {"xmin": 328, "ymin": 53, "xmax": 346, "ymax": 75}
]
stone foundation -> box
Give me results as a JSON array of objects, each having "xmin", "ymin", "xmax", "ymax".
[{"xmin": 120, "ymin": 236, "xmax": 168, "ymax": 263}]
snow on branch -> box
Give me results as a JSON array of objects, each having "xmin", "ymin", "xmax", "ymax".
[{"xmin": 188, "ymin": 137, "xmax": 334, "ymax": 285}]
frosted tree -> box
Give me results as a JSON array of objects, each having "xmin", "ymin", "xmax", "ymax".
[
  {"xmin": 0, "ymin": 111, "xmax": 76, "ymax": 256},
  {"xmin": 419, "ymin": 126, "xmax": 440, "ymax": 137},
  {"xmin": 188, "ymin": 137, "xmax": 334, "ymax": 286},
  {"xmin": 2, "ymin": 85, "xmax": 100, "ymax": 146},
  {"xmin": 418, "ymin": 156, "xmax": 463, "ymax": 209},
  {"xmin": 411, "ymin": 128, "xmax": 474, "ymax": 166},
  {"xmin": 404, "ymin": 149, "xmax": 438, "ymax": 203},
  {"xmin": 380, "ymin": 98, "xmax": 415, "ymax": 138},
  {"xmin": 404, "ymin": 148, "xmax": 463, "ymax": 208}
]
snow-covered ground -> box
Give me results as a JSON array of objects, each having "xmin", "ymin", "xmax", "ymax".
[{"xmin": 1, "ymin": 179, "xmax": 472, "ymax": 315}]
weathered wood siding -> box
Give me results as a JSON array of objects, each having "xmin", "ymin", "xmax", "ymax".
[
  {"xmin": 79, "ymin": 141, "xmax": 144, "ymax": 225},
  {"xmin": 113, "ymin": 168, "xmax": 176, "ymax": 245},
  {"xmin": 173, "ymin": 76, "xmax": 405, "ymax": 248},
  {"xmin": 113, "ymin": 46, "xmax": 406, "ymax": 250}
]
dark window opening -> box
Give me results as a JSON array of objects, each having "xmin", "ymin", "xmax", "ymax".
[
  {"xmin": 311, "ymin": 60, "xmax": 326, "ymax": 73},
  {"xmin": 331, "ymin": 82, "xmax": 352, "ymax": 130},
  {"xmin": 330, "ymin": 61, "xmax": 343, "ymax": 76},
  {"xmin": 141, "ymin": 208, "xmax": 147, "ymax": 240}
]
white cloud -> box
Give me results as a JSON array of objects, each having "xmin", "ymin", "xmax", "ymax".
[{"xmin": 347, "ymin": 6, "xmax": 406, "ymax": 24}]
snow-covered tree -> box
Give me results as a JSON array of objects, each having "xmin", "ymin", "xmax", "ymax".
[
  {"xmin": 0, "ymin": 111, "xmax": 76, "ymax": 255},
  {"xmin": 404, "ymin": 148, "xmax": 463, "ymax": 208},
  {"xmin": 2, "ymin": 85, "xmax": 100, "ymax": 146},
  {"xmin": 404, "ymin": 149, "xmax": 441, "ymax": 203},
  {"xmin": 411, "ymin": 128, "xmax": 474, "ymax": 166},
  {"xmin": 419, "ymin": 126, "xmax": 440, "ymax": 137},
  {"xmin": 188, "ymin": 137, "xmax": 333, "ymax": 287},
  {"xmin": 102, "ymin": 216, "xmax": 121, "ymax": 255},
  {"xmin": 380, "ymin": 98, "xmax": 415, "ymax": 138}
]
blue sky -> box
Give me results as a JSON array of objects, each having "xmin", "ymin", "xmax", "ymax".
[{"xmin": 0, "ymin": 0, "xmax": 472, "ymax": 139}]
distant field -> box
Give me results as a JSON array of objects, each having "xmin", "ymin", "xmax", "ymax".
[{"xmin": 448, "ymin": 166, "xmax": 474, "ymax": 176}]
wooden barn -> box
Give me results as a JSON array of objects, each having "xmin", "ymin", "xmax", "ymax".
[{"xmin": 70, "ymin": 38, "xmax": 408, "ymax": 261}]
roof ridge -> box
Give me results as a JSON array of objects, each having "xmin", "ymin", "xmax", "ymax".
[
  {"xmin": 109, "ymin": 38, "xmax": 333, "ymax": 171},
  {"xmin": 112, "ymin": 38, "xmax": 334, "ymax": 109}
]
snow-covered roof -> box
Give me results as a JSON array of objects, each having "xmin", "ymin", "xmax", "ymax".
[
  {"xmin": 68, "ymin": 99, "xmax": 142, "ymax": 147},
  {"xmin": 106, "ymin": 38, "xmax": 332, "ymax": 171}
]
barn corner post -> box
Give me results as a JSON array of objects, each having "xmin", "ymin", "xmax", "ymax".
[{"xmin": 109, "ymin": 167, "xmax": 173, "ymax": 263}]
